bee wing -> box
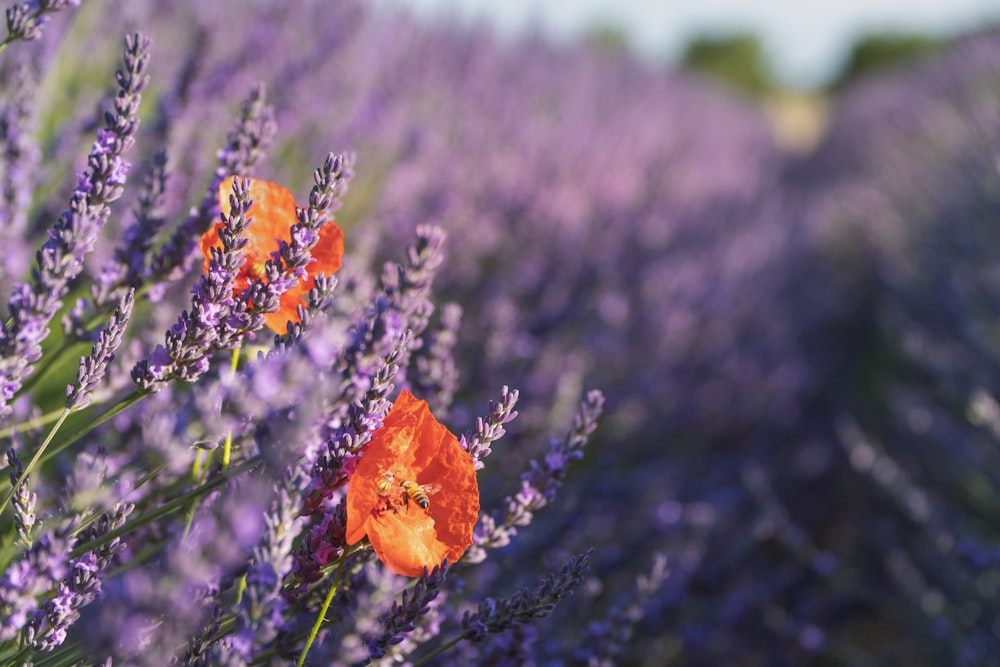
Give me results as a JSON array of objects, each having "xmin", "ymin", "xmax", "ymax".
[{"xmin": 419, "ymin": 483, "xmax": 442, "ymax": 495}]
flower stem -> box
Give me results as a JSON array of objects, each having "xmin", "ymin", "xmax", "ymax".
[
  {"xmin": 0, "ymin": 405, "xmax": 65, "ymax": 439},
  {"xmin": 0, "ymin": 408, "xmax": 69, "ymax": 517},
  {"xmin": 183, "ymin": 344, "xmax": 241, "ymax": 536},
  {"xmin": 412, "ymin": 636, "xmax": 464, "ymax": 667},
  {"xmin": 223, "ymin": 344, "xmax": 242, "ymax": 469},
  {"xmin": 182, "ymin": 448, "xmax": 211, "ymax": 538},
  {"xmin": 40, "ymin": 389, "xmax": 147, "ymax": 468},
  {"xmin": 69, "ymin": 457, "xmax": 259, "ymax": 559},
  {"xmin": 297, "ymin": 548, "xmax": 351, "ymax": 667}
]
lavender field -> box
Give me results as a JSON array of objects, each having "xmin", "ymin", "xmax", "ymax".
[{"xmin": 1, "ymin": 1, "xmax": 999, "ymax": 664}]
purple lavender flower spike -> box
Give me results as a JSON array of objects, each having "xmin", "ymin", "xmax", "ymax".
[
  {"xmin": 220, "ymin": 483, "xmax": 305, "ymax": 663},
  {"xmin": 468, "ymin": 390, "xmax": 601, "ymax": 563},
  {"xmin": 0, "ymin": 528, "xmax": 72, "ymax": 643},
  {"xmin": 460, "ymin": 550, "xmax": 592, "ymax": 641},
  {"xmin": 378, "ymin": 224, "xmax": 446, "ymax": 377},
  {"xmin": 0, "ymin": 62, "xmax": 38, "ymax": 297},
  {"xmin": 135, "ymin": 149, "xmax": 353, "ymax": 391},
  {"xmin": 303, "ymin": 329, "xmax": 410, "ymax": 517},
  {"xmin": 24, "ymin": 503, "xmax": 133, "ymax": 652},
  {"xmin": 92, "ymin": 150, "xmax": 169, "ymax": 308},
  {"xmin": 67, "ymin": 288, "xmax": 135, "ymax": 411},
  {"xmin": 0, "ymin": 32, "xmax": 149, "ymax": 419},
  {"xmin": 149, "ymin": 84, "xmax": 275, "ymax": 283},
  {"xmin": 410, "ymin": 301, "xmax": 462, "ymax": 417},
  {"xmin": 6, "ymin": 445, "xmax": 36, "ymax": 542},
  {"xmin": 330, "ymin": 225, "xmax": 447, "ymax": 433},
  {"xmin": 574, "ymin": 553, "xmax": 669, "ymax": 665},
  {"xmin": 271, "ymin": 272, "xmax": 338, "ymax": 354},
  {"xmin": 132, "ymin": 177, "xmax": 254, "ymax": 391},
  {"xmin": 364, "ymin": 562, "xmax": 449, "ymax": 663},
  {"xmin": 2, "ymin": 0, "xmax": 81, "ymax": 47},
  {"xmin": 461, "ymin": 384, "xmax": 519, "ymax": 471},
  {"xmin": 258, "ymin": 151, "xmax": 353, "ymax": 339},
  {"xmin": 522, "ymin": 389, "xmax": 603, "ymax": 504}
]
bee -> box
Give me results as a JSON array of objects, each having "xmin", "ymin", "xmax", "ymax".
[
  {"xmin": 400, "ymin": 480, "xmax": 441, "ymax": 510},
  {"xmin": 377, "ymin": 472, "xmax": 439, "ymax": 511}
]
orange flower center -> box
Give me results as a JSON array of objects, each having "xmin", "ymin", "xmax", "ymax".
[{"xmin": 246, "ymin": 259, "xmax": 268, "ymax": 281}]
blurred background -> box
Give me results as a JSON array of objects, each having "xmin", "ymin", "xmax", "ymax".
[
  {"xmin": 376, "ymin": 0, "xmax": 1000, "ymax": 86},
  {"xmin": 378, "ymin": 0, "xmax": 1000, "ymax": 151}
]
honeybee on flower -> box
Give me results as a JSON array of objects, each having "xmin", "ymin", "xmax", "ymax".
[
  {"xmin": 346, "ymin": 390, "xmax": 479, "ymax": 577},
  {"xmin": 376, "ymin": 471, "xmax": 441, "ymax": 511}
]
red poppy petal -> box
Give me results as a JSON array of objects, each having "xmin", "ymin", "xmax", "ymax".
[
  {"xmin": 344, "ymin": 390, "xmax": 480, "ymax": 576},
  {"xmin": 311, "ymin": 221, "xmax": 345, "ymax": 278},
  {"xmin": 366, "ymin": 510, "xmax": 450, "ymax": 578}
]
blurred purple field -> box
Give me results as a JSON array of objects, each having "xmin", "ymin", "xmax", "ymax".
[{"xmin": 2, "ymin": 1, "xmax": 1000, "ymax": 665}]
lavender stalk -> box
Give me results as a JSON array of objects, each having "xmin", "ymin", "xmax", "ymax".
[{"xmin": 0, "ymin": 32, "xmax": 149, "ymax": 419}]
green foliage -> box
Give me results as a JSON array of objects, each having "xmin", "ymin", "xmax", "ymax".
[
  {"xmin": 679, "ymin": 33, "xmax": 777, "ymax": 97},
  {"xmin": 829, "ymin": 32, "xmax": 946, "ymax": 90},
  {"xmin": 584, "ymin": 24, "xmax": 631, "ymax": 57}
]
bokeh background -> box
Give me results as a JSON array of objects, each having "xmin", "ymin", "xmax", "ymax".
[{"xmin": 8, "ymin": 0, "xmax": 1000, "ymax": 663}]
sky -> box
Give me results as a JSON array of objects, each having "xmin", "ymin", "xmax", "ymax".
[{"xmin": 375, "ymin": 0, "xmax": 1000, "ymax": 88}]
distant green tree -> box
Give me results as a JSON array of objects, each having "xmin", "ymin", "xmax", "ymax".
[
  {"xmin": 679, "ymin": 34, "xmax": 777, "ymax": 96},
  {"xmin": 829, "ymin": 33, "xmax": 945, "ymax": 90},
  {"xmin": 584, "ymin": 24, "xmax": 630, "ymax": 56}
]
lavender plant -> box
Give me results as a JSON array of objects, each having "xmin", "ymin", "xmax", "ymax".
[{"xmin": 0, "ymin": 11, "xmax": 602, "ymax": 667}]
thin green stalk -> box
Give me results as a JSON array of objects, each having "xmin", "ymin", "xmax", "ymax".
[
  {"xmin": 182, "ymin": 448, "xmax": 212, "ymax": 538},
  {"xmin": 2, "ymin": 645, "xmax": 30, "ymax": 666},
  {"xmin": 223, "ymin": 344, "xmax": 241, "ymax": 468},
  {"xmin": 0, "ymin": 407, "xmax": 69, "ymax": 516},
  {"xmin": 28, "ymin": 640, "xmax": 84, "ymax": 667},
  {"xmin": 69, "ymin": 457, "xmax": 258, "ymax": 559},
  {"xmin": 183, "ymin": 345, "xmax": 241, "ymax": 536},
  {"xmin": 412, "ymin": 636, "xmax": 464, "ymax": 667},
  {"xmin": 235, "ymin": 572, "xmax": 248, "ymax": 606},
  {"xmin": 39, "ymin": 388, "xmax": 146, "ymax": 466},
  {"xmin": 297, "ymin": 549, "xmax": 350, "ymax": 667},
  {"xmin": 0, "ymin": 406, "xmax": 64, "ymax": 439},
  {"xmin": 133, "ymin": 462, "xmax": 167, "ymax": 491},
  {"xmin": 17, "ymin": 283, "xmax": 153, "ymax": 399}
]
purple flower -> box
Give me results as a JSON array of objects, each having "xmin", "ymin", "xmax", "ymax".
[{"xmin": 0, "ymin": 32, "xmax": 148, "ymax": 419}]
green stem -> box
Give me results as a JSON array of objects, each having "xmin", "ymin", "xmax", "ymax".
[
  {"xmin": 222, "ymin": 344, "xmax": 241, "ymax": 468},
  {"xmin": 69, "ymin": 457, "xmax": 258, "ymax": 559},
  {"xmin": 29, "ymin": 640, "xmax": 84, "ymax": 667},
  {"xmin": 0, "ymin": 407, "xmax": 69, "ymax": 516},
  {"xmin": 182, "ymin": 448, "xmax": 211, "ymax": 538},
  {"xmin": 17, "ymin": 283, "xmax": 153, "ymax": 399},
  {"xmin": 297, "ymin": 550, "xmax": 350, "ymax": 667},
  {"xmin": 0, "ymin": 406, "xmax": 64, "ymax": 439},
  {"xmin": 412, "ymin": 636, "xmax": 464, "ymax": 667},
  {"xmin": 183, "ymin": 345, "xmax": 241, "ymax": 536},
  {"xmin": 2, "ymin": 645, "xmax": 30, "ymax": 666},
  {"xmin": 39, "ymin": 389, "xmax": 146, "ymax": 467}
]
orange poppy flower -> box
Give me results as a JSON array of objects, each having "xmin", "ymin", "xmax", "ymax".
[
  {"xmin": 346, "ymin": 390, "xmax": 480, "ymax": 577},
  {"xmin": 199, "ymin": 176, "xmax": 344, "ymax": 333}
]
